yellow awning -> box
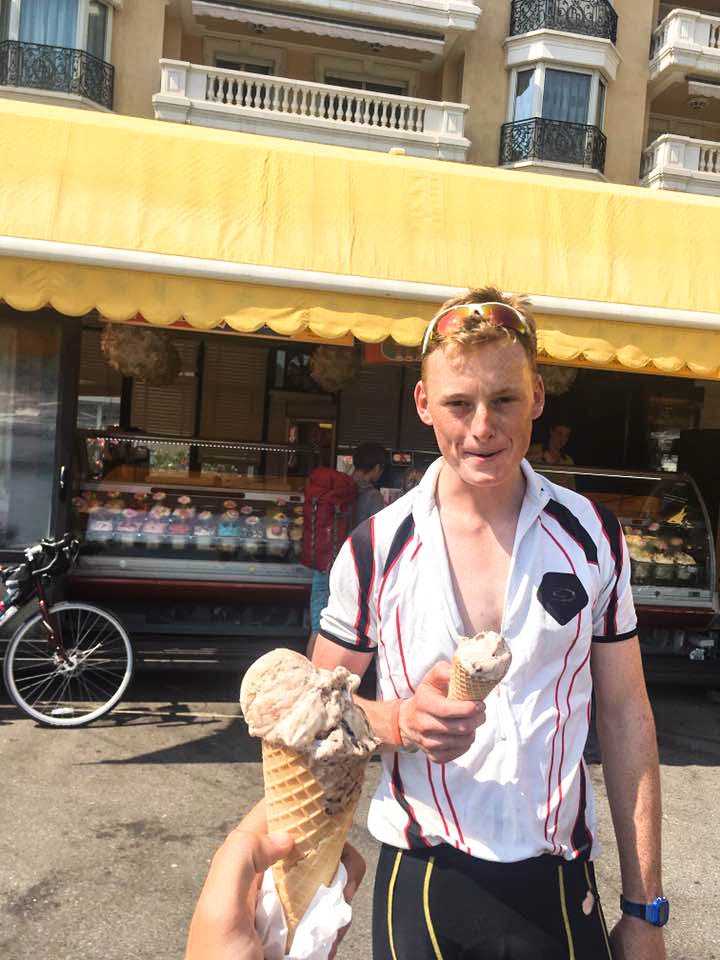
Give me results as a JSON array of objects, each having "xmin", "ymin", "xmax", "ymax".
[{"xmin": 2, "ymin": 98, "xmax": 720, "ymax": 377}]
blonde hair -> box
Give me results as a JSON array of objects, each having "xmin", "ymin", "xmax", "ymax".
[{"xmin": 421, "ymin": 285, "xmax": 537, "ymax": 377}]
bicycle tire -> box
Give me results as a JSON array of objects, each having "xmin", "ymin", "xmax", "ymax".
[{"xmin": 3, "ymin": 601, "xmax": 134, "ymax": 728}]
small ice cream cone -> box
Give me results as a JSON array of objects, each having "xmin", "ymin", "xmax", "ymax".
[
  {"xmin": 262, "ymin": 741, "xmax": 360, "ymax": 946},
  {"xmin": 448, "ymin": 663, "xmax": 502, "ymax": 701},
  {"xmin": 448, "ymin": 631, "xmax": 512, "ymax": 702}
]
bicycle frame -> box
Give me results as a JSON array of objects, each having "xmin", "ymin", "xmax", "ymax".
[{"xmin": 1, "ymin": 541, "xmax": 75, "ymax": 663}]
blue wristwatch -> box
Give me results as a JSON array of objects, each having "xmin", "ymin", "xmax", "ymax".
[{"xmin": 619, "ymin": 895, "xmax": 669, "ymax": 927}]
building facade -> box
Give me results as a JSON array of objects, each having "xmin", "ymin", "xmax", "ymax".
[{"xmin": 2, "ymin": 0, "xmax": 720, "ymax": 192}]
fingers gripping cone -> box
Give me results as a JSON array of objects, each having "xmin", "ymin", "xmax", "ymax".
[
  {"xmin": 448, "ymin": 631, "xmax": 512, "ymax": 702},
  {"xmin": 262, "ymin": 741, "xmax": 360, "ymax": 948}
]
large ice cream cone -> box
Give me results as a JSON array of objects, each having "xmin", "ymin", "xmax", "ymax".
[
  {"xmin": 448, "ymin": 631, "xmax": 512, "ymax": 702},
  {"xmin": 263, "ymin": 741, "xmax": 360, "ymax": 946},
  {"xmin": 240, "ymin": 648, "xmax": 377, "ymax": 949}
]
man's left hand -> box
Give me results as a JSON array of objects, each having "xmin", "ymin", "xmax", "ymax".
[{"xmin": 609, "ymin": 916, "xmax": 667, "ymax": 960}]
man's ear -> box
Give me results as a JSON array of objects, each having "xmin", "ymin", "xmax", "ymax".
[
  {"xmin": 414, "ymin": 379, "xmax": 433, "ymax": 427},
  {"xmin": 531, "ymin": 372, "xmax": 545, "ymax": 421}
]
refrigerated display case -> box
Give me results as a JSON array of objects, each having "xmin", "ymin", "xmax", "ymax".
[
  {"xmin": 68, "ymin": 431, "xmax": 316, "ymax": 584},
  {"xmin": 537, "ymin": 465, "xmax": 719, "ymax": 657},
  {"xmin": 64, "ymin": 431, "xmax": 320, "ymax": 650}
]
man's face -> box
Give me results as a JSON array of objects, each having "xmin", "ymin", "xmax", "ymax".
[
  {"xmin": 549, "ymin": 425, "xmax": 571, "ymax": 452},
  {"xmin": 414, "ymin": 340, "xmax": 545, "ymax": 489}
]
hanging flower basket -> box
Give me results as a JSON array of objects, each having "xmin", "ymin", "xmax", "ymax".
[
  {"xmin": 101, "ymin": 323, "xmax": 181, "ymax": 387},
  {"xmin": 539, "ymin": 364, "xmax": 578, "ymax": 397},
  {"xmin": 310, "ymin": 346, "xmax": 361, "ymax": 393}
]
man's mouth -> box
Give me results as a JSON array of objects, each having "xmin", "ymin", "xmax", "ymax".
[{"xmin": 464, "ymin": 449, "xmax": 504, "ymax": 460}]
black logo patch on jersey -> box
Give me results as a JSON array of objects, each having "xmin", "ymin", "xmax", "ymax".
[{"xmin": 537, "ymin": 573, "xmax": 589, "ymax": 625}]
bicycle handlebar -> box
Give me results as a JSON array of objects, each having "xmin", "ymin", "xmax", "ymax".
[{"xmin": 25, "ymin": 534, "xmax": 79, "ymax": 578}]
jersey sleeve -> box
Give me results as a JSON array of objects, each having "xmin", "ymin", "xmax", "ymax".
[
  {"xmin": 319, "ymin": 519, "xmax": 378, "ymax": 652},
  {"xmin": 592, "ymin": 506, "xmax": 638, "ymax": 643}
]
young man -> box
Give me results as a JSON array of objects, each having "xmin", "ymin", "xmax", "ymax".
[{"xmin": 313, "ymin": 288, "xmax": 666, "ymax": 960}]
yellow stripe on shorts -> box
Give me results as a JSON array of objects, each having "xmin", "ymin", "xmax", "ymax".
[
  {"xmin": 558, "ymin": 865, "xmax": 577, "ymax": 960},
  {"xmin": 422, "ymin": 857, "xmax": 444, "ymax": 960},
  {"xmin": 387, "ymin": 850, "xmax": 403, "ymax": 960}
]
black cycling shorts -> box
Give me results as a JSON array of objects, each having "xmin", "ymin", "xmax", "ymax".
[{"xmin": 372, "ymin": 843, "xmax": 613, "ymax": 960}]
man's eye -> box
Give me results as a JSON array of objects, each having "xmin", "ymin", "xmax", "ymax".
[{"xmin": 496, "ymin": 396, "xmax": 515, "ymax": 405}]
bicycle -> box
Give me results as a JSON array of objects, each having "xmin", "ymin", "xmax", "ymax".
[{"xmin": 1, "ymin": 534, "xmax": 134, "ymax": 727}]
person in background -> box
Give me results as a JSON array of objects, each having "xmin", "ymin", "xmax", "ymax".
[
  {"xmin": 352, "ymin": 442, "xmax": 386, "ymax": 523},
  {"xmin": 528, "ymin": 420, "xmax": 574, "ymax": 466},
  {"xmin": 306, "ymin": 442, "xmax": 387, "ymax": 659}
]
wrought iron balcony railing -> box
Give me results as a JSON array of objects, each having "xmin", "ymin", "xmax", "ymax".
[
  {"xmin": 0, "ymin": 40, "xmax": 114, "ymax": 110},
  {"xmin": 509, "ymin": 0, "xmax": 618, "ymax": 44},
  {"xmin": 500, "ymin": 118, "xmax": 607, "ymax": 172}
]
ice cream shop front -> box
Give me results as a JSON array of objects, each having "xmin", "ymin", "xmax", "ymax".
[{"xmin": 3, "ymin": 99, "xmax": 720, "ymax": 667}]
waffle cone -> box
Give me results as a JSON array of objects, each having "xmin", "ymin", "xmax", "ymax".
[
  {"xmin": 448, "ymin": 658, "xmax": 502, "ymax": 701},
  {"xmin": 262, "ymin": 741, "xmax": 359, "ymax": 948}
]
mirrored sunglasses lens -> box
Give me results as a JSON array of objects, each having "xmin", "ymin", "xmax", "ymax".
[
  {"xmin": 435, "ymin": 308, "xmax": 470, "ymax": 336},
  {"xmin": 481, "ymin": 304, "xmax": 524, "ymax": 330}
]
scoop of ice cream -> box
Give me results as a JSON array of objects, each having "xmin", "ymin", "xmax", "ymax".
[
  {"xmin": 240, "ymin": 648, "xmax": 378, "ymax": 812},
  {"xmin": 454, "ymin": 631, "xmax": 511, "ymax": 683}
]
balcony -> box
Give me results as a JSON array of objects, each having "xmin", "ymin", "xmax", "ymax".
[
  {"xmin": 641, "ymin": 133, "xmax": 720, "ymax": 196},
  {"xmin": 153, "ymin": 60, "xmax": 470, "ymax": 162},
  {"xmin": 0, "ymin": 40, "xmax": 113, "ymax": 111},
  {"xmin": 650, "ymin": 9, "xmax": 720, "ymax": 97},
  {"xmin": 192, "ymin": 0, "xmax": 481, "ymax": 34},
  {"xmin": 509, "ymin": 0, "xmax": 618, "ymax": 44},
  {"xmin": 500, "ymin": 117, "xmax": 606, "ymax": 175}
]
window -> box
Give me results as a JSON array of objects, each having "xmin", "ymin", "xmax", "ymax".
[
  {"xmin": 513, "ymin": 68, "xmax": 534, "ymax": 121},
  {"xmin": 86, "ymin": 0, "xmax": 107, "ymax": 60},
  {"xmin": 0, "ymin": 0, "xmax": 10, "ymax": 42},
  {"xmin": 215, "ymin": 57, "xmax": 274, "ymax": 76},
  {"xmin": 542, "ymin": 69, "xmax": 591, "ymax": 124},
  {"xmin": 19, "ymin": 0, "xmax": 78, "ymax": 47},
  {"xmin": 509, "ymin": 65, "xmax": 607, "ymax": 129},
  {"xmin": 325, "ymin": 75, "xmax": 407, "ymax": 95},
  {"xmin": 0, "ymin": 313, "xmax": 62, "ymax": 549},
  {"xmin": 595, "ymin": 79, "xmax": 606, "ymax": 127}
]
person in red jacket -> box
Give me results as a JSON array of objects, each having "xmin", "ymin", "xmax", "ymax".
[{"xmin": 305, "ymin": 442, "xmax": 386, "ymax": 658}]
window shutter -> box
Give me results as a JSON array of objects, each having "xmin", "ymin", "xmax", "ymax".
[
  {"xmin": 200, "ymin": 339, "xmax": 268, "ymax": 441},
  {"xmin": 338, "ymin": 365, "xmax": 403, "ymax": 448},
  {"xmin": 131, "ymin": 339, "xmax": 198, "ymax": 437}
]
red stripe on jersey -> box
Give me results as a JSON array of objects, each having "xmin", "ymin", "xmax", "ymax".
[
  {"xmin": 395, "ymin": 606, "xmax": 415, "ymax": 694},
  {"xmin": 426, "ymin": 758, "xmax": 450, "ymax": 836},
  {"xmin": 440, "ymin": 763, "xmax": 467, "ymax": 849},
  {"xmin": 550, "ymin": 631, "xmax": 590, "ymax": 851},
  {"xmin": 540, "ymin": 519, "xmax": 582, "ymax": 855},
  {"xmin": 410, "ymin": 541, "xmax": 422, "ymax": 561}
]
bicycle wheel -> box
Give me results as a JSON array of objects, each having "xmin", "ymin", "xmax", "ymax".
[{"xmin": 3, "ymin": 602, "xmax": 134, "ymax": 727}]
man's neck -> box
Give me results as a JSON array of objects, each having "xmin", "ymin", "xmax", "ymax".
[{"xmin": 435, "ymin": 462, "xmax": 526, "ymax": 526}]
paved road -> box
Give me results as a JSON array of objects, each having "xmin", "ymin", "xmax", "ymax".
[{"xmin": 1, "ymin": 672, "xmax": 719, "ymax": 960}]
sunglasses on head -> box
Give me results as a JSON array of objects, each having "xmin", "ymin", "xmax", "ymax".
[{"xmin": 420, "ymin": 301, "xmax": 529, "ymax": 357}]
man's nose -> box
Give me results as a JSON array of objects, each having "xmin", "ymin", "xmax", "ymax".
[{"xmin": 470, "ymin": 404, "xmax": 495, "ymax": 438}]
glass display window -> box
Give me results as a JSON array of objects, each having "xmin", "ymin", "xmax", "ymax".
[
  {"xmin": 536, "ymin": 466, "xmax": 715, "ymax": 603},
  {"xmin": 72, "ymin": 432, "xmax": 319, "ymax": 567}
]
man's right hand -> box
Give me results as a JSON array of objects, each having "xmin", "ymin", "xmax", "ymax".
[{"xmin": 398, "ymin": 661, "xmax": 486, "ymax": 763}]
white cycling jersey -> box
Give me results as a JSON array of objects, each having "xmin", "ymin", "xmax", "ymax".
[{"xmin": 320, "ymin": 457, "xmax": 637, "ymax": 863}]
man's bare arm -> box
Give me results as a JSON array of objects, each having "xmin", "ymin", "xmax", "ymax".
[
  {"xmin": 312, "ymin": 634, "xmax": 485, "ymax": 762},
  {"xmin": 592, "ymin": 636, "xmax": 666, "ymax": 960}
]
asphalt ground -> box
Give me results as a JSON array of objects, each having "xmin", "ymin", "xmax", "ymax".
[{"xmin": 1, "ymin": 670, "xmax": 719, "ymax": 960}]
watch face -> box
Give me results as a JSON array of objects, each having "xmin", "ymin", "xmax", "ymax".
[{"xmin": 652, "ymin": 898, "xmax": 670, "ymax": 926}]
